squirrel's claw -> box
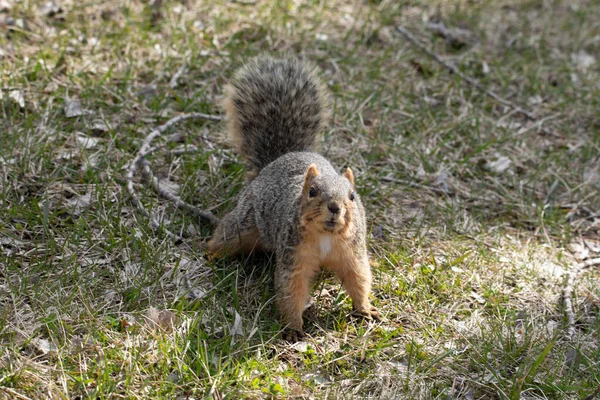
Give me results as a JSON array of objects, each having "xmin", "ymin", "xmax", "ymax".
[
  {"xmin": 352, "ymin": 305, "xmax": 380, "ymax": 321},
  {"xmin": 282, "ymin": 328, "xmax": 305, "ymax": 342}
]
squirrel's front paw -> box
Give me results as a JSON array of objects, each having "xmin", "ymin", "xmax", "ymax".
[
  {"xmin": 352, "ymin": 305, "xmax": 380, "ymax": 321},
  {"xmin": 282, "ymin": 328, "xmax": 305, "ymax": 342}
]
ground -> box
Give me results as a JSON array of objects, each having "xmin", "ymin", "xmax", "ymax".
[{"xmin": 1, "ymin": 0, "xmax": 600, "ymax": 398}]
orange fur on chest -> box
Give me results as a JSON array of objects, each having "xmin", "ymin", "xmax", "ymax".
[{"xmin": 295, "ymin": 223, "xmax": 356, "ymax": 272}]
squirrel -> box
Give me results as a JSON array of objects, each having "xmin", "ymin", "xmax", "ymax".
[{"xmin": 208, "ymin": 56, "xmax": 379, "ymax": 336}]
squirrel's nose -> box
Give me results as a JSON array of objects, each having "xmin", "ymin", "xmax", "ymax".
[{"xmin": 327, "ymin": 202, "xmax": 341, "ymax": 214}]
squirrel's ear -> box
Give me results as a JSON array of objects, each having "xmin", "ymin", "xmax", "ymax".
[
  {"xmin": 302, "ymin": 164, "xmax": 320, "ymax": 195},
  {"xmin": 342, "ymin": 166, "xmax": 355, "ymax": 186}
]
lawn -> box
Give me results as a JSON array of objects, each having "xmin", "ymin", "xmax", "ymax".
[{"xmin": 1, "ymin": 0, "xmax": 599, "ymax": 398}]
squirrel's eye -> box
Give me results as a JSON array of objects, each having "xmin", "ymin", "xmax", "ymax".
[
  {"xmin": 309, "ymin": 187, "xmax": 317, "ymax": 198},
  {"xmin": 350, "ymin": 192, "xmax": 355, "ymax": 201}
]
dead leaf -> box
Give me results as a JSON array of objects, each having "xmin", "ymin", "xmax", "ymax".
[
  {"xmin": 426, "ymin": 20, "xmax": 474, "ymax": 49},
  {"xmin": 481, "ymin": 61, "xmax": 490, "ymax": 75},
  {"xmin": 569, "ymin": 239, "xmax": 593, "ymax": 260},
  {"xmin": 76, "ymin": 132, "xmax": 100, "ymax": 149},
  {"xmin": 9, "ymin": 90, "xmax": 25, "ymax": 108},
  {"xmin": 39, "ymin": 1, "xmax": 62, "ymax": 16},
  {"xmin": 67, "ymin": 193, "xmax": 92, "ymax": 216},
  {"xmin": 528, "ymin": 95, "xmax": 543, "ymax": 106},
  {"xmin": 303, "ymin": 372, "xmax": 328, "ymax": 385},
  {"xmin": 584, "ymin": 240, "xmax": 600, "ymax": 254},
  {"xmin": 137, "ymin": 84, "xmax": 157, "ymax": 99},
  {"xmin": 571, "ymin": 50, "xmax": 596, "ymax": 70},
  {"xmin": 371, "ymin": 224, "xmax": 389, "ymax": 242},
  {"xmin": 170, "ymin": 144, "xmax": 198, "ymax": 155},
  {"xmin": 470, "ymin": 291, "xmax": 486, "ymax": 304},
  {"xmin": 90, "ymin": 119, "xmax": 110, "ymax": 133},
  {"xmin": 315, "ymin": 33, "xmax": 328, "ymax": 42},
  {"xmin": 65, "ymin": 98, "xmax": 83, "ymax": 118},
  {"xmin": 434, "ymin": 169, "xmax": 450, "ymax": 192},
  {"xmin": 583, "ymin": 163, "xmax": 600, "ymax": 187},
  {"xmin": 188, "ymin": 287, "xmax": 207, "ymax": 299},
  {"xmin": 32, "ymin": 338, "xmax": 58, "ymax": 355},
  {"xmin": 0, "ymin": 1, "xmax": 11, "ymax": 12},
  {"xmin": 485, "ymin": 154, "xmax": 512, "ymax": 174},
  {"xmin": 157, "ymin": 179, "xmax": 180, "ymax": 196},
  {"xmin": 291, "ymin": 341, "xmax": 310, "ymax": 352},
  {"xmin": 145, "ymin": 306, "xmax": 177, "ymax": 332},
  {"xmin": 231, "ymin": 311, "xmax": 243, "ymax": 337},
  {"xmin": 0, "ymin": 156, "xmax": 16, "ymax": 165}
]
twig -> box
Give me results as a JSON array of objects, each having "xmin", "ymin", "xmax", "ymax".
[
  {"xmin": 581, "ymin": 258, "xmax": 600, "ymax": 270},
  {"xmin": 170, "ymin": 63, "xmax": 188, "ymax": 89},
  {"xmin": 125, "ymin": 112, "xmax": 223, "ymax": 241},
  {"xmin": 0, "ymin": 387, "xmax": 34, "ymax": 400},
  {"xmin": 395, "ymin": 26, "xmax": 555, "ymax": 136},
  {"xmin": 140, "ymin": 159, "xmax": 220, "ymax": 225},
  {"xmin": 563, "ymin": 257, "xmax": 600, "ymax": 340}
]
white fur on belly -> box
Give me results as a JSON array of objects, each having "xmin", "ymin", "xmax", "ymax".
[{"xmin": 320, "ymin": 236, "xmax": 332, "ymax": 258}]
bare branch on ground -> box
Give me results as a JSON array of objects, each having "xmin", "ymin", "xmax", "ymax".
[
  {"xmin": 563, "ymin": 257, "xmax": 600, "ymax": 340},
  {"xmin": 125, "ymin": 112, "xmax": 223, "ymax": 241},
  {"xmin": 395, "ymin": 26, "xmax": 556, "ymax": 136}
]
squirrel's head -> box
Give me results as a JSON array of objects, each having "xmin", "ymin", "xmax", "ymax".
[{"xmin": 300, "ymin": 163, "xmax": 357, "ymax": 235}]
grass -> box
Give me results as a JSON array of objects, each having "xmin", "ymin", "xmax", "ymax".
[{"xmin": 1, "ymin": 0, "xmax": 600, "ymax": 398}]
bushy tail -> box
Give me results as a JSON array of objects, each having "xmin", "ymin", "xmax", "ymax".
[{"xmin": 223, "ymin": 56, "xmax": 329, "ymax": 173}]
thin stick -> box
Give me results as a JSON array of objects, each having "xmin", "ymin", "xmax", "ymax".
[
  {"xmin": 0, "ymin": 387, "xmax": 34, "ymax": 400},
  {"xmin": 170, "ymin": 63, "xmax": 188, "ymax": 89},
  {"xmin": 125, "ymin": 112, "xmax": 223, "ymax": 241},
  {"xmin": 140, "ymin": 159, "xmax": 220, "ymax": 225},
  {"xmin": 563, "ymin": 257, "xmax": 600, "ymax": 340},
  {"xmin": 395, "ymin": 26, "xmax": 555, "ymax": 136}
]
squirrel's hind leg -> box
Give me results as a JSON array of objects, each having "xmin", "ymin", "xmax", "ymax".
[{"xmin": 207, "ymin": 203, "xmax": 261, "ymax": 258}]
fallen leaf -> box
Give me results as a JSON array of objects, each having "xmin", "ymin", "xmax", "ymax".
[
  {"xmin": 76, "ymin": 132, "xmax": 100, "ymax": 149},
  {"xmin": 32, "ymin": 338, "xmax": 58, "ymax": 355},
  {"xmin": 68, "ymin": 193, "xmax": 92, "ymax": 216},
  {"xmin": 426, "ymin": 20, "xmax": 473, "ymax": 49},
  {"xmin": 157, "ymin": 179, "xmax": 180, "ymax": 196},
  {"xmin": 90, "ymin": 119, "xmax": 110, "ymax": 133},
  {"xmin": 481, "ymin": 61, "xmax": 490, "ymax": 74},
  {"xmin": 584, "ymin": 240, "xmax": 600, "ymax": 253},
  {"xmin": 371, "ymin": 224, "xmax": 389, "ymax": 241},
  {"xmin": 231, "ymin": 311, "xmax": 243, "ymax": 337},
  {"xmin": 528, "ymin": 95, "xmax": 543, "ymax": 106},
  {"xmin": 568, "ymin": 239, "xmax": 592, "ymax": 260},
  {"xmin": 583, "ymin": 164, "xmax": 600, "ymax": 186},
  {"xmin": 137, "ymin": 84, "xmax": 157, "ymax": 99},
  {"xmin": 291, "ymin": 341, "xmax": 310, "ymax": 352},
  {"xmin": 39, "ymin": 1, "xmax": 62, "ymax": 16},
  {"xmin": 65, "ymin": 98, "xmax": 83, "ymax": 118},
  {"xmin": 0, "ymin": 156, "xmax": 16, "ymax": 165},
  {"xmin": 485, "ymin": 154, "xmax": 512, "ymax": 174},
  {"xmin": 145, "ymin": 306, "xmax": 177, "ymax": 332},
  {"xmin": 0, "ymin": 1, "xmax": 11, "ymax": 12},
  {"xmin": 470, "ymin": 291, "xmax": 486, "ymax": 304},
  {"xmin": 571, "ymin": 50, "xmax": 596, "ymax": 70},
  {"xmin": 303, "ymin": 372, "xmax": 328, "ymax": 385},
  {"xmin": 9, "ymin": 90, "xmax": 25, "ymax": 108}
]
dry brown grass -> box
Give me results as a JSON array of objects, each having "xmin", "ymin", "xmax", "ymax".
[{"xmin": 1, "ymin": 0, "xmax": 599, "ymax": 398}]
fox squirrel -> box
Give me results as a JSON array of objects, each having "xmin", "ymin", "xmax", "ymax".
[{"xmin": 208, "ymin": 56, "xmax": 378, "ymax": 336}]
